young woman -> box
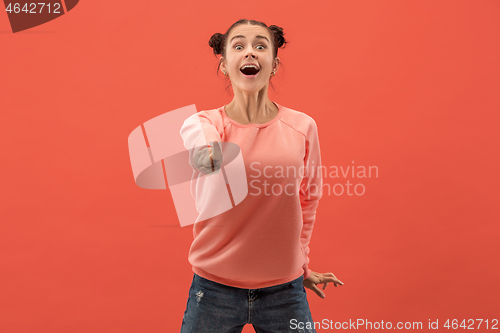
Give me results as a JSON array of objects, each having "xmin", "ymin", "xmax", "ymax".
[{"xmin": 179, "ymin": 19, "xmax": 344, "ymax": 333}]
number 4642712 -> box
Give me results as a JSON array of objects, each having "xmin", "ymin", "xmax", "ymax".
[{"xmin": 5, "ymin": 3, "xmax": 62, "ymax": 14}]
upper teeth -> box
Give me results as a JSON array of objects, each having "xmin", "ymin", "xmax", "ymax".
[{"xmin": 241, "ymin": 65, "xmax": 259, "ymax": 70}]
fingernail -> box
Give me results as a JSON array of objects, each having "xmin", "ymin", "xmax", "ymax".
[{"xmin": 321, "ymin": 294, "xmax": 325, "ymax": 298}]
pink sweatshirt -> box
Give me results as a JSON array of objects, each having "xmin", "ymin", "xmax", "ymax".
[{"xmin": 179, "ymin": 102, "xmax": 323, "ymax": 289}]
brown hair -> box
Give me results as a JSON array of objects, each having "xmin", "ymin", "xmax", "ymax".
[{"xmin": 208, "ymin": 19, "xmax": 289, "ymax": 93}]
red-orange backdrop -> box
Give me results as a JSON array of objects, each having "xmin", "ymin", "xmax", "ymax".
[{"xmin": 1, "ymin": 0, "xmax": 499, "ymax": 332}]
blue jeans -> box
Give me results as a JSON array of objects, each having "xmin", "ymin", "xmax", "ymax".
[{"xmin": 180, "ymin": 273, "xmax": 316, "ymax": 333}]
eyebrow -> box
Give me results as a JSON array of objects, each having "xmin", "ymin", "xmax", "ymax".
[{"xmin": 230, "ymin": 35, "xmax": 270, "ymax": 43}]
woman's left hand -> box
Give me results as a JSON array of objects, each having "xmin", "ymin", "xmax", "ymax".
[{"xmin": 303, "ymin": 271, "xmax": 344, "ymax": 299}]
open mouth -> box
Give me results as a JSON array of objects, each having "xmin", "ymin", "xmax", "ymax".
[{"xmin": 240, "ymin": 64, "xmax": 260, "ymax": 77}]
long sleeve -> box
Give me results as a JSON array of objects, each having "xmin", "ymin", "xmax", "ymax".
[
  {"xmin": 179, "ymin": 111, "xmax": 223, "ymax": 165},
  {"xmin": 299, "ymin": 118, "xmax": 323, "ymax": 280},
  {"xmin": 181, "ymin": 102, "xmax": 326, "ymax": 289}
]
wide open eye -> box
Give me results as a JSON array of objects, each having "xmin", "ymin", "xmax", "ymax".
[{"xmin": 235, "ymin": 44, "xmax": 266, "ymax": 50}]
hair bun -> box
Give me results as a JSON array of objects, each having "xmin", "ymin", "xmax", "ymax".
[
  {"xmin": 269, "ymin": 25, "xmax": 287, "ymax": 48},
  {"xmin": 209, "ymin": 33, "xmax": 225, "ymax": 55}
]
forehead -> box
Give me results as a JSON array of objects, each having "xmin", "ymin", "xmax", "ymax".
[{"xmin": 228, "ymin": 25, "xmax": 271, "ymax": 43}]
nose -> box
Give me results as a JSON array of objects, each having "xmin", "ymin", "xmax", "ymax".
[{"xmin": 244, "ymin": 47, "xmax": 257, "ymax": 58}]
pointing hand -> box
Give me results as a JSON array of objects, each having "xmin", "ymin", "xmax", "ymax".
[{"xmin": 193, "ymin": 141, "xmax": 223, "ymax": 175}]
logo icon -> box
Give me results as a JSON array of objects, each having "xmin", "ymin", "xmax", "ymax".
[{"xmin": 128, "ymin": 104, "xmax": 248, "ymax": 227}]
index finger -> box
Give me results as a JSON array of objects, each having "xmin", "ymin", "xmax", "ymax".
[{"xmin": 322, "ymin": 276, "xmax": 344, "ymax": 286}]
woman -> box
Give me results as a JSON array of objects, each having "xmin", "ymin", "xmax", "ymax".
[{"xmin": 179, "ymin": 19, "xmax": 344, "ymax": 333}]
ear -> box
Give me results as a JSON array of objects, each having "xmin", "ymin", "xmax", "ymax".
[
  {"xmin": 273, "ymin": 57, "xmax": 280, "ymax": 72},
  {"xmin": 219, "ymin": 57, "xmax": 226, "ymax": 73}
]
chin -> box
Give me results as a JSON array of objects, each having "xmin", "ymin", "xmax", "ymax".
[{"xmin": 237, "ymin": 85, "xmax": 265, "ymax": 92}]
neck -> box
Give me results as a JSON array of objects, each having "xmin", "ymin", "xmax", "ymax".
[{"xmin": 225, "ymin": 90, "xmax": 277, "ymax": 124}]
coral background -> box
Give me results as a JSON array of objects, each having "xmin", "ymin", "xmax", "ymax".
[{"xmin": 1, "ymin": 0, "xmax": 499, "ymax": 331}]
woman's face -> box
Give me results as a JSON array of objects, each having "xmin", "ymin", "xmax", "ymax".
[{"xmin": 221, "ymin": 24, "xmax": 278, "ymax": 93}]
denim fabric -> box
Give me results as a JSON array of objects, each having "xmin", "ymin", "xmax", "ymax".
[{"xmin": 180, "ymin": 273, "xmax": 316, "ymax": 333}]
